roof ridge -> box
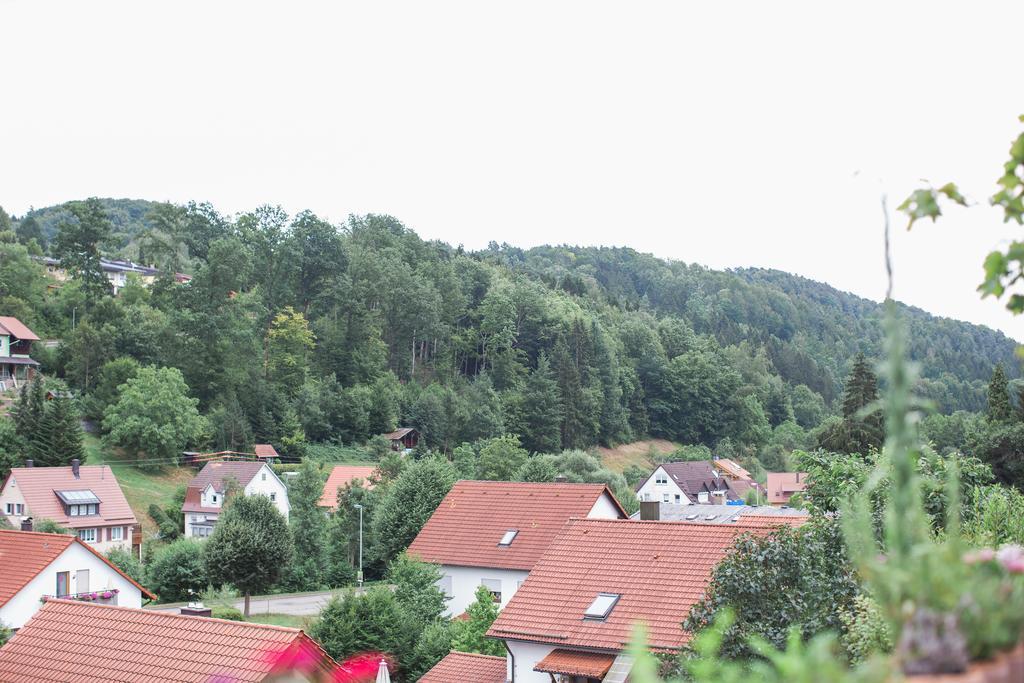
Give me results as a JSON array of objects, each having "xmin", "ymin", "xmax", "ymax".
[
  {"xmin": 45, "ymin": 598, "xmax": 305, "ymax": 633},
  {"xmin": 446, "ymin": 651, "xmax": 506, "ymax": 661},
  {"xmin": 569, "ymin": 517, "xmax": 786, "ymax": 530},
  {"xmin": 0, "ymin": 529, "xmax": 76, "ymax": 542}
]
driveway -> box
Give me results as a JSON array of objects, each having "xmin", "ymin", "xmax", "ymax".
[{"xmin": 147, "ymin": 588, "xmax": 365, "ymax": 617}]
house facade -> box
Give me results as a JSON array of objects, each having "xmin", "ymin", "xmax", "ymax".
[
  {"xmin": 0, "ymin": 316, "xmax": 39, "ymax": 388},
  {"xmin": 487, "ymin": 518, "xmax": 785, "ymax": 682},
  {"xmin": 0, "ymin": 529, "xmax": 153, "ymax": 630},
  {"xmin": 183, "ymin": 461, "xmax": 289, "ymax": 538},
  {"xmin": 407, "ymin": 481, "xmax": 627, "ymax": 618},
  {"xmin": 382, "ymin": 427, "xmax": 418, "ymax": 451},
  {"xmin": 766, "ymin": 471, "xmax": 809, "ymax": 506},
  {"xmin": 0, "ymin": 461, "xmax": 138, "ymax": 554},
  {"xmin": 635, "ymin": 459, "xmax": 760, "ymax": 505}
]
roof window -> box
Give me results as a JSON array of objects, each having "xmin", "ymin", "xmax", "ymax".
[
  {"xmin": 685, "ymin": 514, "xmax": 698, "ymax": 520},
  {"xmin": 704, "ymin": 514, "xmax": 717, "ymax": 520},
  {"xmin": 584, "ymin": 593, "xmax": 621, "ymax": 620},
  {"xmin": 498, "ymin": 529, "xmax": 518, "ymax": 546}
]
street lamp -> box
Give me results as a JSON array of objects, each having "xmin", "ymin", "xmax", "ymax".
[{"xmin": 353, "ymin": 503, "xmax": 364, "ymax": 588}]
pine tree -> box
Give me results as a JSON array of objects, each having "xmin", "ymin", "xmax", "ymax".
[
  {"xmin": 816, "ymin": 354, "xmax": 883, "ymax": 456},
  {"xmin": 283, "ymin": 460, "xmax": 327, "ymax": 590},
  {"xmin": 30, "ymin": 396, "xmax": 84, "ymax": 467},
  {"xmin": 552, "ymin": 335, "xmax": 587, "ymax": 449},
  {"xmin": 519, "ymin": 353, "xmax": 562, "ymax": 454},
  {"xmin": 13, "ymin": 377, "xmax": 45, "ymax": 441},
  {"xmin": 841, "ymin": 354, "xmax": 879, "ymax": 419},
  {"xmin": 987, "ymin": 364, "xmax": 1014, "ymax": 423}
]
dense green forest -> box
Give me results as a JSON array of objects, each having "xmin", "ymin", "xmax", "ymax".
[{"xmin": 0, "ymin": 197, "xmax": 1019, "ymax": 472}]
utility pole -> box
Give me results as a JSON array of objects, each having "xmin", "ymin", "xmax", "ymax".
[{"xmin": 354, "ymin": 503, "xmax": 364, "ymax": 588}]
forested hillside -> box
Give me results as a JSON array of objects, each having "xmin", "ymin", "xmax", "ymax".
[{"xmin": 0, "ymin": 198, "xmax": 1017, "ymax": 469}]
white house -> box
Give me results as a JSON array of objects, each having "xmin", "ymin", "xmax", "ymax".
[
  {"xmin": 0, "ymin": 529, "xmax": 153, "ymax": 630},
  {"xmin": 182, "ymin": 461, "xmax": 289, "ymax": 538},
  {"xmin": 407, "ymin": 480, "xmax": 627, "ymax": 618},
  {"xmin": 635, "ymin": 460, "xmax": 757, "ymax": 505},
  {"xmin": 0, "ymin": 460, "xmax": 139, "ymax": 555}
]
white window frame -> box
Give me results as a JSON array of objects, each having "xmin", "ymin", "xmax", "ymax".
[
  {"xmin": 481, "ymin": 578, "xmax": 502, "ymax": 603},
  {"xmin": 270, "ymin": 492, "xmax": 277, "ymax": 502},
  {"xmin": 4, "ymin": 503, "xmax": 11, "ymax": 514},
  {"xmin": 439, "ymin": 574, "xmax": 453, "ymax": 598},
  {"xmin": 78, "ymin": 528, "xmax": 97, "ymax": 543},
  {"xmin": 110, "ymin": 526, "xmax": 123, "ymax": 541},
  {"xmin": 662, "ymin": 493, "xmax": 669, "ymax": 503},
  {"xmin": 655, "ymin": 473, "xmax": 668, "ymax": 485},
  {"xmin": 674, "ymin": 494, "xmax": 682, "ymax": 503}
]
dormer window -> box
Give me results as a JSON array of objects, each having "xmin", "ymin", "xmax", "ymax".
[
  {"xmin": 584, "ymin": 593, "xmax": 620, "ymax": 620},
  {"xmin": 498, "ymin": 529, "xmax": 518, "ymax": 547},
  {"xmin": 56, "ymin": 490, "xmax": 100, "ymax": 516}
]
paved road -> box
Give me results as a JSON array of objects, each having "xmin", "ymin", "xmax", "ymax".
[{"xmin": 147, "ymin": 589, "xmax": 360, "ymax": 616}]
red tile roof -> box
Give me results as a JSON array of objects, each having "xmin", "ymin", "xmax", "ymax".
[
  {"xmin": 407, "ymin": 481, "xmax": 627, "ymax": 571},
  {"xmin": 0, "ymin": 599, "xmax": 336, "ymax": 682},
  {"xmin": 188, "ymin": 460, "xmax": 266, "ymax": 493},
  {"xmin": 0, "ymin": 530, "xmax": 155, "ymax": 605},
  {"xmin": 419, "ymin": 651, "xmax": 506, "ymax": 683},
  {"xmin": 0, "ymin": 316, "xmax": 39, "ymax": 341},
  {"xmin": 253, "ymin": 444, "xmax": 279, "ymax": 459},
  {"xmin": 713, "ymin": 458, "xmax": 752, "ymax": 480},
  {"xmin": 645, "ymin": 461, "xmax": 742, "ymax": 501},
  {"xmin": 3, "ymin": 466, "xmax": 137, "ymax": 529},
  {"xmin": 738, "ymin": 513, "xmax": 810, "ymax": 528},
  {"xmin": 487, "ymin": 518, "xmax": 777, "ymax": 652},
  {"xmin": 535, "ymin": 649, "xmax": 616, "ymax": 678},
  {"xmin": 766, "ymin": 472, "xmax": 808, "ymax": 505},
  {"xmin": 318, "ymin": 465, "xmax": 378, "ymax": 509}
]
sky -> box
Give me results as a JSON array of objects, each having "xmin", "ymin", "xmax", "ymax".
[{"xmin": 2, "ymin": 1, "xmax": 1024, "ymax": 340}]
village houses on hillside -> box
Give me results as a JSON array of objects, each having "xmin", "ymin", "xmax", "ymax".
[
  {"xmin": 182, "ymin": 460, "xmax": 289, "ymax": 538},
  {"xmin": 0, "ymin": 459, "xmax": 139, "ymax": 555},
  {"xmin": 0, "ymin": 316, "xmax": 39, "ymax": 389},
  {"xmin": 635, "ymin": 458, "xmax": 764, "ymax": 505},
  {"xmin": 407, "ymin": 480, "xmax": 627, "ymax": 618}
]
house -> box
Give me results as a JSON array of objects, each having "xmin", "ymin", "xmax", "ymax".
[
  {"xmin": 407, "ymin": 481, "xmax": 627, "ymax": 618},
  {"xmin": 0, "ymin": 316, "xmax": 39, "ymax": 389},
  {"xmin": 37, "ymin": 256, "xmax": 192, "ymax": 296},
  {"xmin": 0, "ymin": 599, "xmax": 338, "ymax": 682},
  {"xmin": 634, "ymin": 501, "xmax": 810, "ymax": 526},
  {"xmin": 635, "ymin": 460, "xmax": 762, "ymax": 505},
  {"xmin": 0, "ymin": 460, "xmax": 138, "ymax": 554},
  {"xmin": 254, "ymin": 443, "xmax": 280, "ymax": 461},
  {"xmin": 182, "ymin": 460, "xmax": 289, "ymax": 538},
  {"xmin": 318, "ymin": 465, "xmax": 378, "ymax": 510},
  {"xmin": 766, "ymin": 471, "xmax": 809, "ymax": 506},
  {"xmin": 420, "ymin": 651, "xmax": 507, "ymax": 683},
  {"xmin": 0, "ymin": 529, "xmax": 154, "ymax": 630},
  {"xmin": 382, "ymin": 426, "xmax": 418, "ymax": 451},
  {"xmin": 486, "ymin": 518, "xmax": 786, "ymax": 682}
]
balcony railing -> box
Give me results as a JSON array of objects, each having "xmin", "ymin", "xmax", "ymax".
[{"xmin": 43, "ymin": 589, "xmax": 120, "ymax": 605}]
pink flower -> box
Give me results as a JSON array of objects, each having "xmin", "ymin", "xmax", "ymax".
[
  {"xmin": 963, "ymin": 548, "xmax": 996, "ymax": 564},
  {"xmin": 997, "ymin": 545, "xmax": 1024, "ymax": 574}
]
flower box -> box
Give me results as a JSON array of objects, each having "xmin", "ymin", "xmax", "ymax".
[{"xmin": 908, "ymin": 643, "xmax": 1024, "ymax": 683}]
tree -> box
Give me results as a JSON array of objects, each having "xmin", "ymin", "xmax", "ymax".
[
  {"xmin": 683, "ymin": 519, "xmax": 859, "ymax": 660},
  {"xmin": 283, "ymin": 460, "xmax": 327, "ymax": 591},
  {"xmin": 0, "ymin": 419, "xmax": 24, "ymax": 482},
  {"xmin": 406, "ymin": 621, "xmax": 454, "ymax": 680},
  {"xmin": 387, "ymin": 553, "xmax": 447, "ymax": 627},
  {"xmin": 371, "ymin": 456, "xmax": 456, "ymax": 565},
  {"xmin": 106, "ymin": 546, "xmax": 144, "ymax": 584},
  {"xmin": 12, "ymin": 376, "xmax": 45, "ymax": 442},
  {"xmin": 475, "ymin": 434, "xmax": 529, "ymax": 480},
  {"xmin": 34, "ymin": 518, "xmax": 70, "ymax": 534},
  {"xmin": 102, "ymin": 366, "xmax": 207, "ymax": 468},
  {"xmin": 451, "ymin": 584, "xmax": 505, "ymax": 656},
  {"xmin": 516, "ymin": 353, "xmax": 562, "ymax": 454},
  {"xmin": 987, "ymin": 364, "xmax": 1014, "ymax": 423},
  {"xmin": 29, "ymin": 395, "xmax": 84, "ymax": 467},
  {"xmin": 146, "ymin": 538, "xmax": 207, "ymax": 602},
  {"xmin": 203, "ymin": 493, "xmax": 293, "ymax": 616},
  {"xmin": 816, "ymin": 354, "xmax": 883, "ymax": 455},
  {"xmin": 85, "ymin": 357, "xmax": 140, "ymax": 422},
  {"xmin": 266, "ymin": 306, "xmax": 315, "ymax": 392},
  {"xmin": 52, "ymin": 198, "xmax": 112, "ymax": 305},
  {"xmin": 310, "ymin": 588, "xmax": 416, "ymax": 676}
]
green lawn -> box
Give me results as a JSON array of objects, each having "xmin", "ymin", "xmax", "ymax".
[
  {"xmin": 83, "ymin": 434, "xmax": 195, "ymax": 537},
  {"xmin": 245, "ymin": 613, "xmax": 314, "ymax": 629}
]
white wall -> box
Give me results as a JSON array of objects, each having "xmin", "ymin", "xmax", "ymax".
[
  {"xmin": 506, "ymin": 640, "xmax": 559, "ymax": 683},
  {"xmin": 0, "ymin": 541, "xmax": 143, "ymax": 630},
  {"xmin": 245, "ymin": 464, "xmax": 290, "ymax": 521},
  {"xmin": 636, "ymin": 466, "xmax": 690, "ymax": 504},
  {"xmin": 0, "ymin": 478, "xmax": 27, "ymax": 528},
  {"xmin": 589, "ymin": 491, "xmax": 627, "ymax": 518},
  {"xmin": 439, "ymin": 565, "xmax": 528, "ymax": 618}
]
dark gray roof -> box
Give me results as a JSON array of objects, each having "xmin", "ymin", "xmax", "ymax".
[
  {"xmin": 645, "ymin": 461, "xmax": 741, "ymax": 500},
  {"xmin": 630, "ymin": 503, "xmax": 810, "ymax": 523},
  {"xmin": 188, "ymin": 461, "xmax": 266, "ymax": 493}
]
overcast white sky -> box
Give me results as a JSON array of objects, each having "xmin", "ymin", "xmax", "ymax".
[{"xmin": 2, "ymin": 1, "xmax": 1023, "ymax": 339}]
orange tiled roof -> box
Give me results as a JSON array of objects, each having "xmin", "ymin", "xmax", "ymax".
[
  {"xmin": 3, "ymin": 466, "xmax": 137, "ymax": 529},
  {"xmin": 407, "ymin": 481, "xmax": 626, "ymax": 571},
  {"xmin": 253, "ymin": 444, "xmax": 279, "ymax": 459},
  {"xmin": 487, "ymin": 518, "xmax": 777, "ymax": 651},
  {"xmin": 419, "ymin": 651, "xmax": 506, "ymax": 683},
  {"xmin": 318, "ymin": 465, "xmax": 378, "ymax": 509},
  {"xmin": 535, "ymin": 649, "xmax": 616, "ymax": 678},
  {"xmin": 713, "ymin": 458, "xmax": 752, "ymax": 480},
  {"xmin": 766, "ymin": 472, "xmax": 808, "ymax": 504},
  {"xmin": 0, "ymin": 316, "xmax": 39, "ymax": 341},
  {"xmin": 0, "ymin": 530, "xmax": 155, "ymax": 606},
  {"xmin": 0, "ymin": 599, "xmax": 336, "ymax": 682}
]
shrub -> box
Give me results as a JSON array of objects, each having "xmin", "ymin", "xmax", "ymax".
[
  {"xmin": 146, "ymin": 538, "xmax": 207, "ymax": 602},
  {"xmin": 212, "ymin": 607, "xmax": 244, "ymax": 621}
]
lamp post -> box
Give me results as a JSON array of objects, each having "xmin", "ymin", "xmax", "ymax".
[{"xmin": 354, "ymin": 503, "xmax": 364, "ymax": 588}]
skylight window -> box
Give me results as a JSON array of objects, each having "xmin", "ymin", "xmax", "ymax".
[
  {"xmin": 704, "ymin": 514, "xmax": 717, "ymax": 520},
  {"xmin": 498, "ymin": 529, "xmax": 519, "ymax": 546},
  {"xmin": 685, "ymin": 514, "xmax": 698, "ymax": 520},
  {"xmin": 584, "ymin": 593, "xmax": 621, "ymax": 620}
]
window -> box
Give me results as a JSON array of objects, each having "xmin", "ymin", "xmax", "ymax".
[
  {"xmin": 584, "ymin": 593, "xmax": 621, "ymax": 620},
  {"xmin": 482, "ymin": 578, "xmax": 502, "ymax": 603},
  {"xmin": 195, "ymin": 525, "xmax": 212, "ymax": 538},
  {"xmin": 498, "ymin": 529, "xmax": 518, "ymax": 546},
  {"xmin": 4, "ymin": 503, "xmax": 10, "ymax": 514},
  {"xmin": 212, "ymin": 495, "xmax": 218, "ymax": 503},
  {"xmin": 662, "ymin": 494, "xmax": 669, "ymax": 503},
  {"xmin": 270, "ymin": 492, "xmax": 277, "ymax": 502},
  {"xmin": 262, "ymin": 472, "xmax": 267, "ymax": 481},
  {"xmin": 56, "ymin": 571, "xmax": 70, "ymax": 597},
  {"xmin": 685, "ymin": 514, "xmax": 698, "ymax": 520},
  {"xmin": 110, "ymin": 526, "xmax": 123, "ymax": 541},
  {"xmin": 78, "ymin": 528, "xmax": 97, "ymax": 543},
  {"xmin": 697, "ymin": 492, "xmax": 709, "ymax": 503},
  {"xmin": 15, "ymin": 503, "xmax": 22, "ymax": 515},
  {"xmin": 438, "ymin": 574, "xmax": 453, "ymax": 598},
  {"xmin": 674, "ymin": 494, "xmax": 681, "ymax": 503},
  {"xmin": 655, "ymin": 472, "xmax": 668, "ymax": 485}
]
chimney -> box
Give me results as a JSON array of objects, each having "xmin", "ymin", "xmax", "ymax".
[
  {"xmin": 179, "ymin": 604, "xmax": 212, "ymax": 617},
  {"xmin": 20, "ymin": 517, "xmax": 33, "ymax": 532},
  {"xmin": 25, "ymin": 459, "xmax": 33, "ymax": 468},
  {"xmin": 639, "ymin": 501, "xmax": 660, "ymax": 521},
  {"xmin": 554, "ymin": 475, "xmax": 567, "ymax": 483},
  {"xmin": 71, "ymin": 459, "xmax": 80, "ymax": 478}
]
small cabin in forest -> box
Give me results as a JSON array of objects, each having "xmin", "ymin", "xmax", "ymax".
[{"xmin": 382, "ymin": 427, "xmax": 418, "ymax": 451}]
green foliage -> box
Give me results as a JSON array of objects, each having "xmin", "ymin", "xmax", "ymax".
[
  {"xmin": 203, "ymin": 494, "xmax": 293, "ymax": 611},
  {"xmin": 146, "ymin": 537, "xmax": 207, "ymax": 602},
  {"xmin": 148, "ymin": 501, "xmax": 182, "ymax": 541},
  {"xmin": 475, "ymin": 434, "xmax": 529, "ymax": 480},
  {"xmin": 327, "ymin": 482, "xmax": 378, "ymax": 583},
  {"xmin": 683, "ymin": 519, "xmax": 859, "ymax": 660},
  {"xmin": 370, "ymin": 456, "xmax": 456, "ymax": 566},
  {"xmin": 387, "ymin": 553, "xmax": 447, "ymax": 627},
  {"xmin": 102, "ymin": 366, "xmax": 207, "ymax": 468},
  {"xmin": 0, "ymin": 620, "xmax": 9, "ymax": 648},
  {"xmin": 0, "ymin": 418, "xmax": 24, "ymax": 481},
  {"xmin": 963, "ymin": 484, "xmax": 1024, "ymax": 546},
  {"xmin": 282, "ymin": 459, "xmax": 327, "ymax": 591},
  {"xmin": 34, "ymin": 518, "xmax": 70, "ymax": 534},
  {"xmin": 211, "ymin": 606, "xmax": 244, "ymax": 621},
  {"xmin": 839, "ymin": 595, "xmax": 893, "ymax": 666},
  {"xmin": 266, "ymin": 307, "xmax": 315, "ymax": 393},
  {"xmin": 85, "ymin": 357, "xmax": 140, "ymax": 422},
  {"xmin": 816, "ymin": 354, "xmax": 883, "ymax": 456},
  {"xmin": 406, "ymin": 621, "xmax": 454, "ymax": 681},
  {"xmin": 451, "ymin": 584, "xmax": 505, "ymax": 656},
  {"xmin": 52, "ymin": 198, "xmax": 113, "ymax": 304},
  {"xmin": 105, "ymin": 547, "xmax": 144, "ymax": 585},
  {"xmin": 29, "ymin": 395, "xmax": 84, "ymax": 467},
  {"xmin": 987, "ymin": 364, "xmax": 1014, "ymax": 423}
]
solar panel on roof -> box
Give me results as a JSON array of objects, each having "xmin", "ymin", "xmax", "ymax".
[
  {"xmin": 584, "ymin": 593, "xmax": 621, "ymax": 620},
  {"xmin": 55, "ymin": 490, "xmax": 100, "ymax": 505}
]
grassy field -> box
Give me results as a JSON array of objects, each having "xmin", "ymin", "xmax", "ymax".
[
  {"xmin": 83, "ymin": 434, "xmax": 195, "ymax": 537},
  {"xmin": 245, "ymin": 613, "xmax": 314, "ymax": 629},
  {"xmin": 596, "ymin": 439, "xmax": 678, "ymax": 474}
]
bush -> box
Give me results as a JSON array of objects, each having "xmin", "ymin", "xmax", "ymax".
[
  {"xmin": 146, "ymin": 538, "xmax": 207, "ymax": 602},
  {"xmin": 212, "ymin": 607, "xmax": 244, "ymax": 621},
  {"xmin": 310, "ymin": 588, "xmax": 416, "ymax": 675},
  {"xmin": 105, "ymin": 547, "xmax": 144, "ymax": 585},
  {"xmin": 840, "ymin": 595, "xmax": 893, "ymax": 665}
]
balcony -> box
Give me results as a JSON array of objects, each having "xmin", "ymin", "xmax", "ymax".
[{"xmin": 44, "ymin": 589, "xmax": 120, "ymax": 605}]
